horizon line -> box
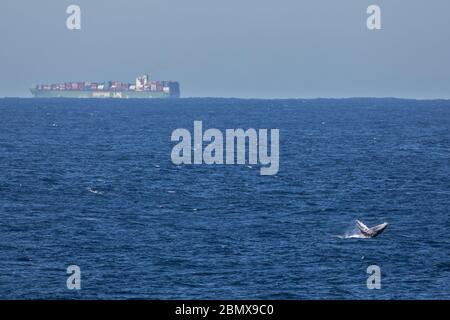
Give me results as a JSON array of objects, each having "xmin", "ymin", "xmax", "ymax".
[{"xmin": 1, "ymin": 96, "xmax": 450, "ymax": 101}]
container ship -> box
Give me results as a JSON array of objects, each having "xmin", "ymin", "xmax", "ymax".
[{"xmin": 30, "ymin": 74, "xmax": 180, "ymax": 98}]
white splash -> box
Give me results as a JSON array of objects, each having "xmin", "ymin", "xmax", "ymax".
[
  {"xmin": 87, "ymin": 187, "xmax": 104, "ymax": 195},
  {"xmin": 337, "ymin": 229, "xmax": 369, "ymax": 239}
]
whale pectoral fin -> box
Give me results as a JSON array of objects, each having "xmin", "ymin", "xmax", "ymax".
[
  {"xmin": 371, "ymin": 223, "xmax": 388, "ymax": 233},
  {"xmin": 356, "ymin": 220, "xmax": 371, "ymax": 233}
]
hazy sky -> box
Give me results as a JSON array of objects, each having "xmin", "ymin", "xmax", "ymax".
[{"xmin": 1, "ymin": 0, "xmax": 450, "ymax": 98}]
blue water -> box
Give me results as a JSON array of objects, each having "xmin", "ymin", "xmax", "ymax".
[{"xmin": 0, "ymin": 98, "xmax": 449, "ymax": 299}]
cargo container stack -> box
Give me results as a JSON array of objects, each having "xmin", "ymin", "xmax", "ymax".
[{"xmin": 31, "ymin": 74, "xmax": 180, "ymax": 98}]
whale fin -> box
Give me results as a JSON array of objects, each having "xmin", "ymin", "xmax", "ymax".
[
  {"xmin": 356, "ymin": 220, "xmax": 371, "ymax": 234},
  {"xmin": 355, "ymin": 220, "xmax": 388, "ymax": 238},
  {"xmin": 371, "ymin": 222, "xmax": 388, "ymax": 234}
]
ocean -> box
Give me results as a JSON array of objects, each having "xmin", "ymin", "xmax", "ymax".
[{"xmin": 0, "ymin": 98, "xmax": 449, "ymax": 299}]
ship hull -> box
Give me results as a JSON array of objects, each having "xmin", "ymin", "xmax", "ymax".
[{"xmin": 30, "ymin": 89, "xmax": 179, "ymax": 99}]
